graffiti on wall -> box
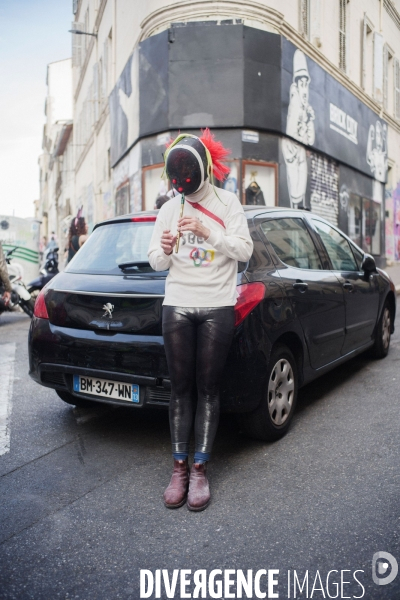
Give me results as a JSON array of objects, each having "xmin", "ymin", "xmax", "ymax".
[
  {"xmin": 393, "ymin": 182, "xmax": 400, "ymax": 261},
  {"xmin": 367, "ymin": 121, "xmax": 388, "ymax": 183},
  {"xmin": 309, "ymin": 153, "xmax": 339, "ymax": 225},
  {"xmin": 282, "ymin": 50, "xmax": 315, "ymax": 208}
]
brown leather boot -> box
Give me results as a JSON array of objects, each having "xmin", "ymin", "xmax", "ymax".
[
  {"xmin": 163, "ymin": 459, "xmax": 189, "ymax": 508},
  {"xmin": 187, "ymin": 463, "xmax": 211, "ymax": 511}
]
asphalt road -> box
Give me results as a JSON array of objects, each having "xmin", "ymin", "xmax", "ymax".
[{"xmin": 0, "ymin": 311, "xmax": 399, "ymax": 600}]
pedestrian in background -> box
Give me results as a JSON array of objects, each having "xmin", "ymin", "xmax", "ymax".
[
  {"xmin": 154, "ymin": 194, "xmax": 170, "ymax": 209},
  {"xmin": 0, "ymin": 241, "xmax": 12, "ymax": 307},
  {"xmin": 67, "ymin": 211, "xmax": 88, "ymax": 263}
]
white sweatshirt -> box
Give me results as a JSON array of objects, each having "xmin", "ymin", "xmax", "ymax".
[{"xmin": 147, "ymin": 182, "xmax": 253, "ymax": 307}]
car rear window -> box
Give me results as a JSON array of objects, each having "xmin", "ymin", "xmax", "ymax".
[{"xmin": 65, "ymin": 221, "xmax": 162, "ymax": 275}]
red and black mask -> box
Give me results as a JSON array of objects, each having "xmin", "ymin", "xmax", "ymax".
[{"xmin": 166, "ymin": 137, "xmax": 208, "ymax": 196}]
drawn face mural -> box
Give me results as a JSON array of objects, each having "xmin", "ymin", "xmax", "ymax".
[
  {"xmin": 282, "ymin": 49, "xmax": 315, "ymax": 208},
  {"xmin": 296, "ymin": 76, "xmax": 310, "ymax": 108},
  {"xmin": 367, "ymin": 121, "xmax": 388, "ymax": 183},
  {"xmin": 166, "ymin": 137, "xmax": 208, "ymax": 196}
]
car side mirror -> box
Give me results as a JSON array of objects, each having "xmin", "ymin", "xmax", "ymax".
[{"xmin": 361, "ymin": 253, "xmax": 377, "ymax": 273}]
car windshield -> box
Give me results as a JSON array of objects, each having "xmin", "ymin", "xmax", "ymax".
[{"xmin": 65, "ymin": 221, "xmax": 161, "ymax": 275}]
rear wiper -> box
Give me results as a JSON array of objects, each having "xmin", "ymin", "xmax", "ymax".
[{"xmin": 118, "ymin": 261, "xmax": 153, "ymax": 271}]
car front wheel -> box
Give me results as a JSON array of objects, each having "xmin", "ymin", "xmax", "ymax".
[{"xmin": 240, "ymin": 344, "xmax": 298, "ymax": 442}]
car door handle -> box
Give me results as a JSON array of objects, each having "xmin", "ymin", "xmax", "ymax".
[
  {"xmin": 292, "ymin": 281, "xmax": 308, "ymax": 292},
  {"xmin": 342, "ymin": 281, "xmax": 353, "ymax": 291}
]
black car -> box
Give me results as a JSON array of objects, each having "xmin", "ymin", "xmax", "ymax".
[{"xmin": 29, "ymin": 208, "xmax": 396, "ymax": 442}]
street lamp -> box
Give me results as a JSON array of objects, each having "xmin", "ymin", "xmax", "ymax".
[{"xmin": 68, "ymin": 29, "xmax": 97, "ymax": 37}]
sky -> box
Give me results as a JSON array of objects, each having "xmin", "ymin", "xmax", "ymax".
[{"xmin": 0, "ymin": 0, "xmax": 71, "ymax": 218}]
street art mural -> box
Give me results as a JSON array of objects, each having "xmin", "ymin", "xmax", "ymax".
[
  {"xmin": 282, "ymin": 50, "xmax": 315, "ymax": 208},
  {"xmin": 367, "ymin": 121, "xmax": 388, "ymax": 183},
  {"xmin": 393, "ymin": 182, "xmax": 400, "ymax": 261},
  {"xmin": 309, "ymin": 152, "xmax": 339, "ymax": 225}
]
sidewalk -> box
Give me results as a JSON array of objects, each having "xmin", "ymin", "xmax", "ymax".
[{"xmin": 384, "ymin": 264, "xmax": 400, "ymax": 294}]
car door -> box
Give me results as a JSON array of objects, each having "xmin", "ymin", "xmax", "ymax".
[
  {"xmin": 310, "ymin": 218, "xmax": 380, "ymax": 355},
  {"xmin": 259, "ymin": 214, "xmax": 346, "ymax": 369}
]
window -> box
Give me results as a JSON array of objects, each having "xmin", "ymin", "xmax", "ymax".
[
  {"xmin": 362, "ymin": 14, "xmax": 374, "ymax": 92},
  {"xmin": 243, "ymin": 161, "xmax": 277, "ymax": 207},
  {"xmin": 261, "ymin": 218, "xmax": 322, "ymax": 270},
  {"xmin": 339, "ymin": 0, "xmax": 347, "ymax": 72},
  {"xmin": 312, "ymin": 219, "xmax": 358, "ymax": 271},
  {"xmin": 65, "ymin": 221, "xmax": 157, "ymax": 275},
  {"xmin": 350, "ymin": 243, "xmax": 364, "ymax": 270}
]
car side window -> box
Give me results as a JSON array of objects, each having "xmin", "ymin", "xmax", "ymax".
[
  {"xmin": 260, "ymin": 217, "xmax": 322, "ymax": 270},
  {"xmin": 350, "ymin": 244, "xmax": 364, "ymax": 270},
  {"xmin": 312, "ymin": 219, "xmax": 358, "ymax": 272}
]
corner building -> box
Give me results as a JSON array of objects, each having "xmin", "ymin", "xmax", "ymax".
[{"xmin": 72, "ymin": 1, "xmax": 400, "ymax": 267}]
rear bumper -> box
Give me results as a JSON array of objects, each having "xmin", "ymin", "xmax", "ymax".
[{"xmin": 28, "ymin": 314, "xmax": 269, "ymax": 413}]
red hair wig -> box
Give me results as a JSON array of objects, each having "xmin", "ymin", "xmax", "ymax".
[{"xmin": 199, "ymin": 128, "xmax": 231, "ymax": 181}]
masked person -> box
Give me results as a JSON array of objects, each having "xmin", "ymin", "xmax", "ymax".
[{"xmin": 148, "ymin": 129, "xmax": 253, "ymax": 511}]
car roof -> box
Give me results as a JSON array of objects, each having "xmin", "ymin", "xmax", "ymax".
[{"xmin": 94, "ymin": 206, "xmax": 313, "ymax": 229}]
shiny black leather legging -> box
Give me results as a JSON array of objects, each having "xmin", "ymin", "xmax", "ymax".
[{"xmin": 162, "ymin": 306, "xmax": 235, "ymax": 456}]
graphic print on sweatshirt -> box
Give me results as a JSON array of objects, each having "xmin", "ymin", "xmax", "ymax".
[{"xmin": 179, "ymin": 231, "xmax": 216, "ymax": 267}]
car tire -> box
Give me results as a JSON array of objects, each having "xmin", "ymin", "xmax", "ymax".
[
  {"xmin": 56, "ymin": 390, "xmax": 96, "ymax": 408},
  {"xmin": 372, "ymin": 299, "xmax": 392, "ymax": 359},
  {"xmin": 240, "ymin": 344, "xmax": 298, "ymax": 442}
]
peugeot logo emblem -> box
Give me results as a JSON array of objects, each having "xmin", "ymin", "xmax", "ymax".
[{"xmin": 102, "ymin": 303, "xmax": 114, "ymax": 318}]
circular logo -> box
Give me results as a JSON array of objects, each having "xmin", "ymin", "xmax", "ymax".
[{"xmin": 0, "ymin": 220, "xmax": 9, "ymax": 230}]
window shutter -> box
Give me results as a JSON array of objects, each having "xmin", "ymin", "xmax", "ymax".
[
  {"xmin": 102, "ymin": 39, "xmax": 108, "ymax": 100},
  {"xmin": 373, "ymin": 32, "xmax": 384, "ymax": 103},
  {"xmin": 72, "ymin": 0, "xmax": 78, "ymax": 14},
  {"xmin": 71, "ymin": 22, "xmax": 84, "ymax": 68},
  {"xmin": 362, "ymin": 14, "xmax": 367, "ymax": 89},
  {"xmin": 383, "ymin": 45, "xmax": 389, "ymax": 110},
  {"xmin": 93, "ymin": 63, "xmax": 99, "ymax": 122},
  {"xmin": 300, "ymin": 0, "xmax": 310, "ymax": 38},
  {"xmin": 339, "ymin": 0, "xmax": 347, "ymax": 72},
  {"xmin": 395, "ymin": 58, "xmax": 400, "ymax": 120}
]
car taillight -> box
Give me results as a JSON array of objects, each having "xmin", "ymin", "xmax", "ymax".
[
  {"xmin": 131, "ymin": 216, "xmax": 157, "ymax": 222},
  {"xmin": 234, "ymin": 283, "xmax": 265, "ymax": 327},
  {"xmin": 33, "ymin": 289, "xmax": 49, "ymax": 319}
]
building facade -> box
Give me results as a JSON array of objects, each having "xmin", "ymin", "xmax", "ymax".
[
  {"xmin": 44, "ymin": 0, "xmax": 400, "ymax": 266},
  {"xmin": 38, "ymin": 58, "xmax": 73, "ymax": 255}
]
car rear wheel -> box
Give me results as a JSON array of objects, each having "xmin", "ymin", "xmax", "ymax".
[
  {"xmin": 56, "ymin": 390, "xmax": 97, "ymax": 409},
  {"xmin": 372, "ymin": 299, "xmax": 391, "ymax": 359},
  {"xmin": 240, "ymin": 344, "xmax": 298, "ymax": 442}
]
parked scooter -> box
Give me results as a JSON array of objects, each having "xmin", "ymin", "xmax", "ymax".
[
  {"xmin": 27, "ymin": 246, "xmax": 59, "ymax": 297},
  {"xmin": 0, "ymin": 247, "xmax": 35, "ymax": 318}
]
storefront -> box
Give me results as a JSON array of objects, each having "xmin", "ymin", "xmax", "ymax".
[{"xmin": 109, "ymin": 21, "xmax": 388, "ymax": 266}]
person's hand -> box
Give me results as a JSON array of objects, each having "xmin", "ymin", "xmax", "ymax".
[
  {"xmin": 2, "ymin": 291, "xmax": 11, "ymax": 305},
  {"xmin": 161, "ymin": 230, "xmax": 177, "ymax": 255},
  {"xmin": 177, "ymin": 217, "xmax": 210, "ymax": 240}
]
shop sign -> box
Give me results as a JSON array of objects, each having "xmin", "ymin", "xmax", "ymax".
[{"xmin": 329, "ymin": 103, "xmax": 358, "ymax": 145}]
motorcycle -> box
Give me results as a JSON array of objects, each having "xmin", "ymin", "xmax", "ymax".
[
  {"xmin": 27, "ymin": 246, "xmax": 59, "ymax": 297},
  {"xmin": 0, "ymin": 247, "xmax": 36, "ymax": 318}
]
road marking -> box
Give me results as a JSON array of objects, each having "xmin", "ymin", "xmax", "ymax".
[{"xmin": 0, "ymin": 343, "xmax": 16, "ymax": 456}]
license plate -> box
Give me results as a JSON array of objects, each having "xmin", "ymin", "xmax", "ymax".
[{"xmin": 73, "ymin": 375, "xmax": 139, "ymax": 403}]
